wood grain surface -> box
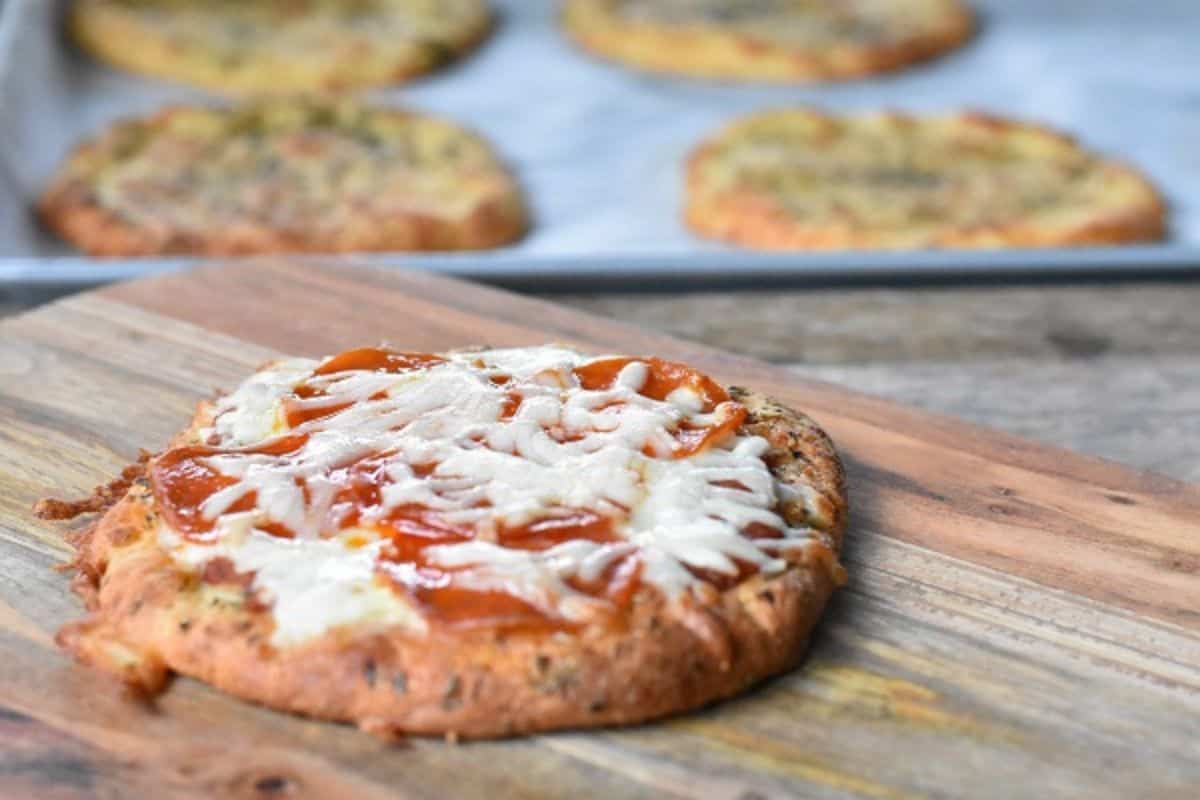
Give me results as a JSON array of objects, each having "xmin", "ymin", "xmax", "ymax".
[
  {"xmin": 561, "ymin": 282, "xmax": 1200, "ymax": 482},
  {"xmin": 9, "ymin": 279, "xmax": 1200, "ymax": 481},
  {"xmin": 1, "ymin": 260, "xmax": 1198, "ymax": 799}
]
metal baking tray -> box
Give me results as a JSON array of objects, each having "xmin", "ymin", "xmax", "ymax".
[{"xmin": 1, "ymin": 0, "xmax": 1198, "ymax": 287}]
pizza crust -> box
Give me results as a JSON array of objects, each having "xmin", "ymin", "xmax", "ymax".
[
  {"xmin": 685, "ymin": 109, "xmax": 1167, "ymax": 251},
  {"xmin": 49, "ymin": 373, "xmax": 846, "ymax": 739},
  {"xmin": 562, "ymin": 0, "xmax": 973, "ymax": 82},
  {"xmin": 37, "ymin": 100, "xmax": 527, "ymax": 257},
  {"xmin": 70, "ymin": 0, "xmax": 492, "ymax": 94}
]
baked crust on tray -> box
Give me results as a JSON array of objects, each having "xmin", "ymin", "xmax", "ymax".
[
  {"xmin": 37, "ymin": 99, "xmax": 527, "ymax": 257},
  {"xmin": 562, "ymin": 0, "xmax": 973, "ymax": 82},
  {"xmin": 40, "ymin": 347, "xmax": 847, "ymax": 739},
  {"xmin": 70, "ymin": 0, "xmax": 492, "ymax": 94},
  {"xmin": 685, "ymin": 108, "xmax": 1167, "ymax": 251}
]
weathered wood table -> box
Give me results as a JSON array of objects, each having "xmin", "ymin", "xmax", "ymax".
[
  {"xmin": 562, "ymin": 281, "xmax": 1200, "ymax": 482},
  {"xmin": 5, "ymin": 279, "xmax": 1199, "ymax": 481},
  {"xmin": 0, "ymin": 265, "xmax": 1197, "ymax": 799}
]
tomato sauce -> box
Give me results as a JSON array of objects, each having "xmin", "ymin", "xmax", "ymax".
[
  {"xmin": 379, "ymin": 560, "xmax": 561, "ymax": 632},
  {"xmin": 152, "ymin": 433, "xmax": 309, "ymax": 542},
  {"xmin": 313, "ymin": 348, "xmax": 445, "ymax": 376},
  {"xmin": 499, "ymin": 390, "xmax": 523, "ymax": 419},
  {"xmin": 151, "ymin": 348, "xmax": 765, "ymax": 630},
  {"xmin": 283, "ymin": 398, "xmax": 354, "ymax": 427},
  {"xmin": 575, "ymin": 356, "xmax": 729, "ymax": 407},
  {"xmin": 566, "ymin": 550, "xmax": 643, "ymax": 607},
  {"xmin": 283, "ymin": 349, "xmax": 445, "ymax": 427},
  {"xmin": 666, "ymin": 404, "xmax": 747, "ymax": 457},
  {"xmin": 575, "ymin": 356, "xmax": 746, "ymax": 457},
  {"xmin": 498, "ymin": 511, "xmax": 619, "ymax": 551},
  {"xmin": 372, "ymin": 511, "xmax": 626, "ymax": 632}
]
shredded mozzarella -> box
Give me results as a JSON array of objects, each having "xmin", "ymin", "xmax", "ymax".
[{"xmin": 163, "ymin": 346, "xmax": 818, "ymax": 645}]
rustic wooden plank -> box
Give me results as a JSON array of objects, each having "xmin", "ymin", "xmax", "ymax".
[
  {"xmin": 569, "ymin": 283, "xmax": 1200, "ymax": 482},
  {"xmin": 787, "ymin": 356, "xmax": 1200, "ymax": 482},
  {"xmin": 92, "ymin": 262, "xmax": 1196, "ymax": 492},
  {"xmin": 9, "ymin": 281, "xmax": 1200, "ymax": 481},
  {"xmin": 0, "ymin": 260, "xmax": 1197, "ymax": 798},
  {"xmin": 0, "ymin": 699, "xmax": 402, "ymax": 800},
  {"xmin": 17, "ymin": 280, "xmax": 1200, "ymax": 366},
  {"xmin": 557, "ymin": 283, "xmax": 1200, "ymax": 364},
  {"xmin": 2, "ymin": 537, "xmax": 1197, "ymax": 800}
]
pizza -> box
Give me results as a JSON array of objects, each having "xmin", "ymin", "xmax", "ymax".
[
  {"xmin": 37, "ymin": 99, "xmax": 527, "ymax": 257},
  {"xmin": 685, "ymin": 109, "xmax": 1167, "ymax": 250},
  {"xmin": 70, "ymin": 0, "xmax": 492, "ymax": 94},
  {"xmin": 39, "ymin": 346, "xmax": 847, "ymax": 738},
  {"xmin": 562, "ymin": 0, "xmax": 973, "ymax": 82}
]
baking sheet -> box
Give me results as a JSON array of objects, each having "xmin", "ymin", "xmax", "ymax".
[{"xmin": 1, "ymin": 0, "xmax": 1198, "ymax": 286}]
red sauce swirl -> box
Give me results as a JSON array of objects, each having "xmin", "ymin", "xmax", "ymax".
[{"xmin": 151, "ymin": 349, "xmax": 762, "ymax": 631}]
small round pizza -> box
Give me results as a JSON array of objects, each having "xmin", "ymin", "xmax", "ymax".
[
  {"xmin": 41, "ymin": 346, "xmax": 847, "ymax": 738},
  {"xmin": 37, "ymin": 99, "xmax": 527, "ymax": 257},
  {"xmin": 70, "ymin": 0, "xmax": 492, "ymax": 93},
  {"xmin": 562, "ymin": 0, "xmax": 973, "ymax": 82},
  {"xmin": 686, "ymin": 109, "xmax": 1168, "ymax": 250}
]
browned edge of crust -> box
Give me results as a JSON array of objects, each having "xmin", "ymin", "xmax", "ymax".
[
  {"xmin": 37, "ymin": 185, "xmax": 528, "ymax": 257},
  {"xmin": 41, "ymin": 378, "xmax": 847, "ymax": 739},
  {"xmin": 35, "ymin": 103, "xmax": 528, "ymax": 258}
]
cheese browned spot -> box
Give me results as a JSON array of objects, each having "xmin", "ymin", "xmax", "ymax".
[
  {"xmin": 149, "ymin": 346, "xmax": 838, "ymax": 645},
  {"xmin": 686, "ymin": 109, "xmax": 1167, "ymax": 250},
  {"xmin": 71, "ymin": 0, "xmax": 492, "ymax": 93},
  {"xmin": 38, "ymin": 98, "xmax": 527, "ymax": 257},
  {"xmin": 563, "ymin": 0, "xmax": 974, "ymax": 82}
]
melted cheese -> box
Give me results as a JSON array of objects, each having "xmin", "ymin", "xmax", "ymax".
[
  {"xmin": 161, "ymin": 346, "xmax": 820, "ymax": 645},
  {"xmin": 162, "ymin": 522, "xmax": 424, "ymax": 643}
]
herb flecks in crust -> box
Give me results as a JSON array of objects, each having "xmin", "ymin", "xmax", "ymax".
[
  {"xmin": 38, "ymin": 347, "xmax": 847, "ymax": 739},
  {"xmin": 563, "ymin": 0, "xmax": 973, "ymax": 82},
  {"xmin": 686, "ymin": 109, "xmax": 1167, "ymax": 250},
  {"xmin": 71, "ymin": 0, "xmax": 492, "ymax": 93},
  {"xmin": 38, "ymin": 99, "xmax": 527, "ymax": 257}
]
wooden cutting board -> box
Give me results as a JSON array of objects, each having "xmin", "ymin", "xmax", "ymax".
[{"xmin": 1, "ymin": 260, "xmax": 1198, "ymax": 800}]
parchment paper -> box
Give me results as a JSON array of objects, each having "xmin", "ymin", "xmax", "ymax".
[{"xmin": 0, "ymin": 0, "xmax": 1196, "ymax": 284}]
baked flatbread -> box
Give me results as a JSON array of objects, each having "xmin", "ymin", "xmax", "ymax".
[
  {"xmin": 686, "ymin": 109, "xmax": 1167, "ymax": 250},
  {"xmin": 41, "ymin": 346, "xmax": 847, "ymax": 738},
  {"xmin": 70, "ymin": 0, "xmax": 492, "ymax": 93},
  {"xmin": 563, "ymin": 0, "xmax": 973, "ymax": 82},
  {"xmin": 38, "ymin": 99, "xmax": 527, "ymax": 257}
]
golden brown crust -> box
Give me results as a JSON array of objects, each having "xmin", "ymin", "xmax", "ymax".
[
  {"xmin": 34, "ymin": 450, "xmax": 151, "ymax": 522},
  {"xmin": 685, "ymin": 109, "xmax": 1168, "ymax": 251},
  {"xmin": 733, "ymin": 387, "xmax": 848, "ymax": 552},
  {"xmin": 37, "ymin": 99, "xmax": 528, "ymax": 257},
  {"xmin": 70, "ymin": 0, "xmax": 493, "ymax": 94},
  {"xmin": 48, "ymin": 381, "xmax": 846, "ymax": 739},
  {"xmin": 562, "ymin": 0, "xmax": 974, "ymax": 82}
]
